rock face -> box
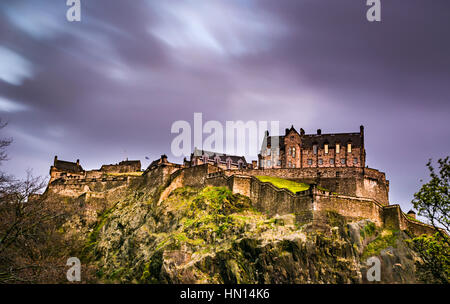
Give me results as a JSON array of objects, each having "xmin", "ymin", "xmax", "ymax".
[{"xmin": 77, "ymin": 175, "xmax": 421, "ymax": 283}]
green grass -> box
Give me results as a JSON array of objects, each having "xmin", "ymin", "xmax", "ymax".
[
  {"xmin": 106, "ymin": 171, "xmax": 143, "ymax": 176},
  {"xmin": 362, "ymin": 229, "xmax": 399, "ymax": 259},
  {"xmin": 255, "ymin": 176, "xmax": 310, "ymax": 193}
]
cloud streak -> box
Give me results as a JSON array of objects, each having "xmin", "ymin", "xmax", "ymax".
[{"xmin": 0, "ymin": 0, "xmax": 449, "ymax": 215}]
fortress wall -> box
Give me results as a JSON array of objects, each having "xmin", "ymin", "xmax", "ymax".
[
  {"xmin": 85, "ymin": 170, "xmax": 103, "ymax": 179},
  {"xmin": 249, "ymin": 177, "xmax": 313, "ymax": 222},
  {"xmin": 313, "ymin": 193, "xmax": 384, "ymax": 227},
  {"xmin": 383, "ymin": 206, "xmax": 407, "ymax": 230},
  {"xmin": 224, "ymin": 167, "xmax": 389, "ymax": 205},
  {"xmin": 231, "ymin": 175, "xmax": 252, "ymax": 197},
  {"xmin": 47, "ymin": 177, "xmax": 130, "ymax": 197},
  {"xmin": 357, "ymin": 177, "xmax": 389, "ymax": 205},
  {"xmin": 383, "ymin": 205, "xmax": 438, "ymax": 236},
  {"xmin": 178, "ymin": 164, "xmax": 211, "ymax": 187}
]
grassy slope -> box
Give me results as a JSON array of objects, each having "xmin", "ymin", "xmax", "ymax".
[{"xmin": 256, "ymin": 175, "xmax": 310, "ymax": 193}]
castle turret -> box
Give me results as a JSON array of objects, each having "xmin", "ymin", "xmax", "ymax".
[{"xmin": 407, "ymin": 210, "xmax": 416, "ymax": 219}]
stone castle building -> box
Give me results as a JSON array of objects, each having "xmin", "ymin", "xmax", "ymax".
[
  {"xmin": 187, "ymin": 148, "xmax": 254, "ymax": 170},
  {"xmin": 43, "ymin": 126, "xmax": 442, "ymax": 237},
  {"xmin": 259, "ymin": 125, "xmax": 365, "ymax": 169},
  {"xmin": 49, "ymin": 156, "xmax": 141, "ymax": 183}
]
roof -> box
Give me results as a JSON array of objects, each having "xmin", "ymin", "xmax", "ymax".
[
  {"xmin": 54, "ymin": 160, "xmax": 83, "ymax": 173},
  {"xmin": 119, "ymin": 160, "xmax": 141, "ymax": 166},
  {"xmin": 264, "ymin": 136, "xmax": 285, "ymax": 149},
  {"xmin": 192, "ymin": 148, "xmax": 247, "ymax": 165},
  {"xmin": 301, "ymin": 132, "xmax": 362, "ymax": 148},
  {"xmin": 261, "ymin": 128, "xmax": 363, "ymax": 150}
]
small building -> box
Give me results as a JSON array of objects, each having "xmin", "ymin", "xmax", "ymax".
[
  {"xmin": 147, "ymin": 154, "xmax": 169, "ymax": 171},
  {"xmin": 189, "ymin": 148, "xmax": 248, "ymax": 170},
  {"xmin": 100, "ymin": 160, "xmax": 141, "ymax": 173},
  {"xmin": 407, "ymin": 210, "xmax": 416, "ymax": 219},
  {"xmin": 50, "ymin": 156, "xmax": 84, "ymax": 181}
]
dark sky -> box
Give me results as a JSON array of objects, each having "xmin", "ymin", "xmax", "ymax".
[{"xmin": 0, "ymin": 0, "xmax": 449, "ymax": 215}]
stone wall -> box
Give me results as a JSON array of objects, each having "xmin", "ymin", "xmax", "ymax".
[
  {"xmin": 203, "ymin": 172, "xmax": 437, "ymax": 236},
  {"xmin": 46, "ymin": 176, "xmax": 130, "ymax": 198},
  {"xmin": 224, "ymin": 167, "xmax": 389, "ymax": 205}
]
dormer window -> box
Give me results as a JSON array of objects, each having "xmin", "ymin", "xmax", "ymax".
[
  {"xmin": 313, "ymin": 145, "xmax": 318, "ymax": 155},
  {"xmin": 336, "ymin": 144, "xmax": 340, "ymax": 154},
  {"xmin": 347, "ymin": 143, "xmax": 352, "ymax": 153},
  {"xmin": 324, "ymin": 144, "xmax": 329, "ymax": 154},
  {"xmin": 238, "ymin": 160, "xmax": 243, "ymax": 169}
]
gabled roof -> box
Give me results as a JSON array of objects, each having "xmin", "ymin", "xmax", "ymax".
[
  {"xmin": 54, "ymin": 160, "xmax": 83, "ymax": 173},
  {"xmin": 192, "ymin": 148, "xmax": 247, "ymax": 165},
  {"xmin": 301, "ymin": 133, "xmax": 362, "ymax": 148},
  {"xmin": 260, "ymin": 128, "xmax": 363, "ymax": 150}
]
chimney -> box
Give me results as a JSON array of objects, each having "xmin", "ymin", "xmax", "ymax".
[
  {"xmin": 265, "ymin": 130, "xmax": 269, "ymax": 137},
  {"xmin": 407, "ymin": 210, "xmax": 416, "ymax": 219},
  {"xmin": 300, "ymin": 128, "xmax": 305, "ymax": 135},
  {"xmin": 252, "ymin": 160, "xmax": 257, "ymax": 168},
  {"xmin": 76, "ymin": 159, "xmax": 80, "ymax": 166},
  {"xmin": 317, "ymin": 129, "xmax": 322, "ymax": 135},
  {"xmin": 161, "ymin": 154, "xmax": 168, "ymax": 163},
  {"xmin": 360, "ymin": 125, "xmax": 364, "ymax": 135},
  {"xmin": 285, "ymin": 128, "xmax": 289, "ymax": 135},
  {"xmin": 54, "ymin": 155, "xmax": 58, "ymax": 165}
]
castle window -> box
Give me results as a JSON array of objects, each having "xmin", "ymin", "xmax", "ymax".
[
  {"xmin": 313, "ymin": 145, "xmax": 318, "ymax": 155},
  {"xmin": 353, "ymin": 158, "xmax": 358, "ymax": 165},
  {"xmin": 336, "ymin": 144, "xmax": 340, "ymax": 154},
  {"xmin": 288, "ymin": 161, "xmax": 292, "ymax": 168},
  {"xmin": 347, "ymin": 143, "xmax": 352, "ymax": 153},
  {"xmin": 267, "ymin": 148, "xmax": 271, "ymax": 156},
  {"xmin": 318, "ymin": 159, "xmax": 323, "ymax": 165},
  {"xmin": 292, "ymin": 164, "xmax": 296, "ymax": 168},
  {"xmin": 277, "ymin": 160, "xmax": 281, "ymax": 166},
  {"xmin": 324, "ymin": 144, "xmax": 329, "ymax": 154},
  {"xmin": 292, "ymin": 147, "xmax": 296, "ymax": 157},
  {"xmin": 330, "ymin": 158, "xmax": 335, "ymax": 165},
  {"xmin": 341, "ymin": 158, "xmax": 346, "ymax": 165},
  {"xmin": 307, "ymin": 159, "xmax": 312, "ymax": 166},
  {"xmin": 267, "ymin": 160, "xmax": 271, "ymax": 167}
]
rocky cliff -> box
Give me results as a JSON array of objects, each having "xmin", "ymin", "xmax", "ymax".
[{"xmin": 62, "ymin": 173, "xmax": 423, "ymax": 284}]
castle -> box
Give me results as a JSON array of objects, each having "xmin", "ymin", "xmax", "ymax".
[{"xmin": 44, "ymin": 126, "xmax": 439, "ymax": 237}]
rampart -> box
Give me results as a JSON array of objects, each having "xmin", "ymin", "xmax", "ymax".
[
  {"xmin": 224, "ymin": 167, "xmax": 389, "ymax": 206},
  {"xmin": 202, "ymin": 170, "xmax": 437, "ymax": 236},
  {"xmin": 45, "ymin": 160, "xmax": 439, "ymax": 237}
]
